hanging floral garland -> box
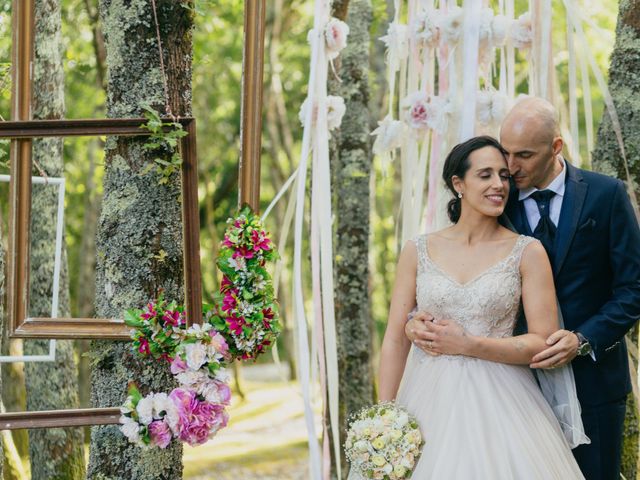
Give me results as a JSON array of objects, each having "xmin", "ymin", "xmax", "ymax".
[{"xmin": 119, "ymin": 206, "xmax": 279, "ymax": 448}]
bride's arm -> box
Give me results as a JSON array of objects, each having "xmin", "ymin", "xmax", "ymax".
[
  {"xmin": 378, "ymin": 241, "xmax": 418, "ymax": 401},
  {"xmin": 420, "ymin": 241, "xmax": 558, "ymax": 365}
]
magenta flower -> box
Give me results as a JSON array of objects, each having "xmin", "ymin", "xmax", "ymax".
[
  {"xmin": 226, "ymin": 315, "xmax": 246, "ymax": 335},
  {"xmin": 141, "ymin": 302, "xmax": 158, "ymax": 320},
  {"xmin": 232, "ymin": 246, "xmax": 254, "ymax": 259},
  {"xmin": 170, "ymin": 356, "xmax": 188, "ymax": 374},
  {"xmin": 220, "ymin": 275, "xmax": 233, "ymax": 292},
  {"xmin": 149, "ymin": 420, "xmax": 173, "ymax": 449},
  {"xmin": 222, "ymin": 235, "xmax": 235, "ymax": 248},
  {"xmin": 251, "ymin": 230, "xmax": 272, "ymax": 251},
  {"xmin": 221, "ymin": 292, "xmax": 238, "ymax": 313},
  {"xmin": 163, "ymin": 310, "xmax": 183, "ymax": 327},
  {"xmin": 138, "ymin": 337, "xmax": 151, "ymax": 355}
]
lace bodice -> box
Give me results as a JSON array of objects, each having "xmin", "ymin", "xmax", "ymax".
[{"xmin": 413, "ymin": 234, "xmax": 537, "ymax": 339}]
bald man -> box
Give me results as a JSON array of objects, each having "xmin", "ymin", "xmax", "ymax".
[{"xmin": 407, "ymin": 98, "xmax": 640, "ymax": 479}]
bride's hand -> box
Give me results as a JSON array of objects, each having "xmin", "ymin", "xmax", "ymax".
[{"xmin": 415, "ymin": 318, "xmax": 473, "ymax": 355}]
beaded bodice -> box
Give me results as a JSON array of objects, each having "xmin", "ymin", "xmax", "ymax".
[{"xmin": 414, "ymin": 234, "xmax": 536, "ymax": 339}]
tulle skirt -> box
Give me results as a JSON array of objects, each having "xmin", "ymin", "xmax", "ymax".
[{"xmin": 395, "ymin": 347, "xmax": 584, "ymax": 479}]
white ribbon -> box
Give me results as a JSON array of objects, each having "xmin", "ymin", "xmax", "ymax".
[{"xmin": 459, "ymin": 0, "xmax": 481, "ymax": 141}]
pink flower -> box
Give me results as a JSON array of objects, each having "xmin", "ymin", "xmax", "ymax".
[
  {"xmin": 169, "ymin": 389, "xmax": 226, "ymax": 446},
  {"xmin": 163, "ymin": 310, "xmax": 183, "ymax": 327},
  {"xmin": 170, "ymin": 356, "xmax": 188, "ymax": 374},
  {"xmin": 214, "ymin": 381, "xmax": 232, "ymax": 405},
  {"xmin": 402, "ymin": 91, "xmax": 450, "ymax": 134},
  {"xmin": 141, "ymin": 302, "xmax": 157, "ymax": 320},
  {"xmin": 251, "ymin": 230, "xmax": 272, "ymax": 252},
  {"xmin": 221, "ymin": 235, "xmax": 235, "ymax": 248},
  {"xmin": 148, "ymin": 420, "xmax": 173, "ymax": 449},
  {"xmin": 209, "ymin": 331, "xmax": 230, "ymax": 357},
  {"xmin": 138, "ymin": 338, "xmax": 151, "ymax": 355},
  {"xmin": 227, "ymin": 315, "xmax": 246, "ymax": 335}
]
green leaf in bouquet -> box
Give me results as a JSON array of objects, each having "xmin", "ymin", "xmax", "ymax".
[
  {"xmin": 127, "ymin": 382, "xmax": 143, "ymax": 404},
  {"xmin": 124, "ymin": 309, "xmax": 144, "ymax": 328}
]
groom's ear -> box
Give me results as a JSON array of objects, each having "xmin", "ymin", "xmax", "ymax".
[{"xmin": 552, "ymin": 136, "xmax": 563, "ymax": 156}]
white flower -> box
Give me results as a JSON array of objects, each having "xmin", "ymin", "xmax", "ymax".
[
  {"xmin": 228, "ymin": 256, "xmax": 246, "ymax": 271},
  {"xmin": 184, "ymin": 342, "xmax": 208, "ymax": 370},
  {"xmin": 325, "ymin": 18, "xmax": 349, "ymax": 60},
  {"xmin": 412, "ymin": 8, "xmax": 441, "ymax": 49},
  {"xmin": 372, "ymin": 115, "xmax": 406, "ymax": 155},
  {"xmin": 299, "ymin": 95, "xmax": 346, "ymax": 131},
  {"xmin": 136, "ymin": 396, "xmax": 154, "ymax": 425},
  {"xmin": 120, "ymin": 416, "xmax": 141, "ymax": 443},
  {"xmin": 153, "ymin": 393, "xmax": 180, "ymax": 433},
  {"xmin": 476, "ymin": 90, "xmax": 511, "ymax": 126},
  {"xmin": 439, "ymin": 6, "xmax": 464, "ymax": 46},
  {"xmin": 327, "ymin": 95, "xmax": 346, "ymax": 130},
  {"xmin": 379, "ymin": 22, "xmax": 408, "ymax": 72},
  {"xmin": 402, "ymin": 91, "xmax": 451, "ymax": 134},
  {"xmin": 492, "ymin": 14, "xmax": 511, "ymax": 47},
  {"xmin": 510, "ymin": 12, "xmax": 532, "ymax": 49}
]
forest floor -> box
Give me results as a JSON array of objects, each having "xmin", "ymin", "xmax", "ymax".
[{"xmin": 183, "ymin": 363, "xmax": 318, "ymax": 479}]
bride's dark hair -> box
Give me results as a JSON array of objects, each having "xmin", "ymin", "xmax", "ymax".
[{"xmin": 442, "ymin": 136, "xmax": 507, "ymax": 223}]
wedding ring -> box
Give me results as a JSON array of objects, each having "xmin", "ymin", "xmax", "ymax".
[{"xmin": 427, "ymin": 341, "xmax": 433, "ymax": 349}]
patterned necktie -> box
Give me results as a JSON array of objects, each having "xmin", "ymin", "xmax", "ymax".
[{"xmin": 529, "ymin": 189, "xmax": 556, "ymax": 257}]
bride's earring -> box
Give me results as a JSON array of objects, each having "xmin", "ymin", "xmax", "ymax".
[{"xmin": 457, "ymin": 192, "xmax": 463, "ymax": 199}]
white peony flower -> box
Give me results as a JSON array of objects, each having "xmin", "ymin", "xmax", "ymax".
[
  {"xmin": 439, "ymin": 6, "xmax": 464, "ymax": 46},
  {"xmin": 476, "ymin": 90, "xmax": 511, "ymax": 126},
  {"xmin": 510, "ymin": 12, "xmax": 532, "ymax": 49},
  {"xmin": 184, "ymin": 342, "xmax": 208, "ymax": 370},
  {"xmin": 412, "ymin": 8, "xmax": 441, "ymax": 49},
  {"xmin": 379, "ymin": 22, "xmax": 408, "ymax": 72},
  {"xmin": 402, "ymin": 91, "xmax": 451, "ymax": 134},
  {"xmin": 120, "ymin": 416, "xmax": 141, "ymax": 443},
  {"xmin": 299, "ymin": 95, "xmax": 345, "ymax": 131},
  {"xmin": 326, "ymin": 95, "xmax": 346, "ymax": 131},
  {"xmin": 135, "ymin": 396, "xmax": 154, "ymax": 425},
  {"xmin": 325, "ymin": 18, "xmax": 350, "ymax": 60},
  {"xmin": 371, "ymin": 115, "xmax": 406, "ymax": 155}
]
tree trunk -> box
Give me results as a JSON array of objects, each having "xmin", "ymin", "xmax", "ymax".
[
  {"xmin": 23, "ymin": 1, "xmax": 86, "ymax": 478},
  {"xmin": 591, "ymin": 0, "xmax": 640, "ymax": 477},
  {"xmin": 87, "ymin": 1, "xmax": 193, "ymax": 478},
  {"xmin": 329, "ymin": 0, "xmax": 374, "ymax": 475}
]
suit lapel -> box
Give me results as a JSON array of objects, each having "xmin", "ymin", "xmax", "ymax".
[
  {"xmin": 554, "ymin": 163, "xmax": 588, "ymax": 275},
  {"xmin": 504, "ymin": 186, "xmax": 529, "ymax": 234}
]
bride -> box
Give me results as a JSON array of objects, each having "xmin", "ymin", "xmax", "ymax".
[{"xmin": 378, "ymin": 135, "xmax": 584, "ymax": 479}]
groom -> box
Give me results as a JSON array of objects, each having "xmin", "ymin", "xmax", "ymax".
[{"xmin": 406, "ymin": 97, "xmax": 640, "ymax": 479}]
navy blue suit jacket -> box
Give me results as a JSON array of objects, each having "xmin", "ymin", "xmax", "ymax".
[{"xmin": 504, "ymin": 162, "xmax": 640, "ymax": 407}]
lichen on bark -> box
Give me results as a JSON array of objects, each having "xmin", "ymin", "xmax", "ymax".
[
  {"xmin": 87, "ymin": 1, "xmax": 193, "ymax": 479},
  {"xmin": 592, "ymin": 0, "xmax": 640, "ymax": 477},
  {"xmin": 329, "ymin": 0, "xmax": 374, "ymax": 475}
]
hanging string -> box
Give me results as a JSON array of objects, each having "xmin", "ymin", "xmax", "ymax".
[{"xmin": 150, "ymin": 0, "xmax": 173, "ymax": 119}]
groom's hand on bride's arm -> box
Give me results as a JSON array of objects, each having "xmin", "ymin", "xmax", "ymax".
[{"xmin": 529, "ymin": 329, "xmax": 579, "ymax": 369}]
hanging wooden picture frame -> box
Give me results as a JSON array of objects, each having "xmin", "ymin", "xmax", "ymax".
[{"xmin": 0, "ymin": 0, "xmax": 266, "ymax": 430}]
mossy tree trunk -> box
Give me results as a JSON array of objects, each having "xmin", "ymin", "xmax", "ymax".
[
  {"xmin": 23, "ymin": 0, "xmax": 86, "ymax": 478},
  {"xmin": 591, "ymin": 0, "xmax": 640, "ymax": 477},
  {"xmin": 86, "ymin": 1, "xmax": 193, "ymax": 478},
  {"xmin": 329, "ymin": 0, "xmax": 374, "ymax": 475}
]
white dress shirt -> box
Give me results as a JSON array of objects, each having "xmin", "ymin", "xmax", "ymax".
[{"xmin": 518, "ymin": 159, "xmax": 567, "ymax": 232}]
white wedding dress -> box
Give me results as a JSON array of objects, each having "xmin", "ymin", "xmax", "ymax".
[{"xmin": 395, "ymin": 234, "xmax": 584, "ymax": 479}]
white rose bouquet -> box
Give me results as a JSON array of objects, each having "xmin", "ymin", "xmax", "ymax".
[{"xmin": 345, "ymin": 402, "xmax": 423, "ymax": 480}]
